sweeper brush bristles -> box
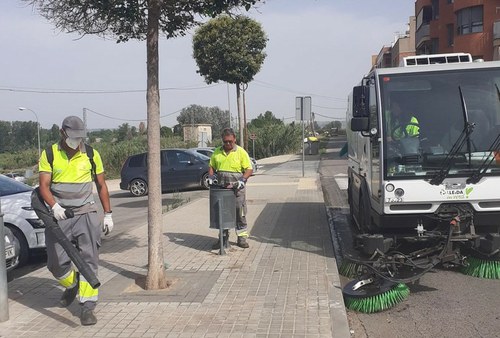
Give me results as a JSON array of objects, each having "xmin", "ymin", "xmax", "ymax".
[
  {"xmin": 339, "ymin": 260, "xmax": 365, "ymax": 278},
  {"xmin": 344, "ymin": 283, "xmax": 409, "ymax": 313},
  {"xmin": 461, "ymin": 257, "xmax": 500, "ymax": 279}
]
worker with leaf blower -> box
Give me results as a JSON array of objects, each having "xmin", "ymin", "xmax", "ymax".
[
  {"xmin": 208, "ymin": 127, "xmax": 253, "ymax": 249},
  {"xmin": 37, "ymin": 116, "xmax": 113, "ymax": 326}
]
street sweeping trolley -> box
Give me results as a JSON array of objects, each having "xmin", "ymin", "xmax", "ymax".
[{"xmin": 343, "ymin": 53, "xmax": 500, "ymax": 312}]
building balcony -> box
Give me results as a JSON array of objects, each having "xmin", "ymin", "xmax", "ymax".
[
  {"xmin": 416, "ymin": 23, "xmax": 430, "ymax": 48},
  {"xmin": 494, "ymin": 21, "xmax": 500, "ymax": 43}
]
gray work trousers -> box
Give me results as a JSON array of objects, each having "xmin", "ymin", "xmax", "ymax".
[{"xmin": 45, "ymin": 212, "xmax": 101, "ymax": 306}]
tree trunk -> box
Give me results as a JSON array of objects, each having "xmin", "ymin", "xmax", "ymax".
[
  {"xmin": 236, "ymin": 83, "xmax": 244, "ymax": 147},
  {"xmin": 145, "ymin": 0, "xmax": 168, "ymax": 290}
]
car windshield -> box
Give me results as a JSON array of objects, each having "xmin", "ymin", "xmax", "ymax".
[
  {"xmin": 380, "ymin": 67, "xmax": 500, "ymax": 179},
  {"xmin": 191, "ymin": 151, "xmax": 211, "ymax": 161},
  {"xmin": 0, "ymin": 174, "xmax": 32, "ymax": 196}
]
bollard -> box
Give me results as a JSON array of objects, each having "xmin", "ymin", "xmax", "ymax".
[{"xmin": 0, "ymin": 201, "xmax": 9, "ymax": 322}]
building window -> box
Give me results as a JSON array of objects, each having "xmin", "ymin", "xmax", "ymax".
[
  {"xmin": 456, "ymin": 6, "xmax": 483, "ymax": 35},
  {"xmin": 431, "ymin": 38, "xmax": 439, "ymax": 53},
  {"xmin": 447, "ymin": 0, "xmax": 453, "ymax": 4},
  {"xmin": 432, "ymin": 0, "xmax": 439, "ymax": 19},
  {"xmin": 447, "ymin": 24, "xmax": 454, "ymax": 46}
]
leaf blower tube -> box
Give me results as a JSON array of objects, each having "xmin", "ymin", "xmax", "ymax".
[{"xmin": 31, "ymin": 187, "xmax": 101, "ymax": 289}]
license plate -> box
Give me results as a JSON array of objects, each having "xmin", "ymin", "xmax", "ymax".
[{"xmin": 5, "ymin": 246, "xmax": 15, "ymax": 260}]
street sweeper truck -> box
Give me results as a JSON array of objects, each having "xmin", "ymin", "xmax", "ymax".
[{"xmin": 343, "ymin": 53, "xmax": 500, "ymax": 312}]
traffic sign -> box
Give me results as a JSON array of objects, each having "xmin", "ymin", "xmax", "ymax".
[{"xmin": 249, "ymin": 133, "xmax": 257, "ymax": 140}]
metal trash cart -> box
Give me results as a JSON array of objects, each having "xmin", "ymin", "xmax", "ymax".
[{"xmin": 209, "ymin": 186, "xmax": 236, "ymax": 255}]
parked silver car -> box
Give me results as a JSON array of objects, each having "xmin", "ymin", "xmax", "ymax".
[
  {"xmin": 5, "ymin": 172, "xmax": 26, "ymax": 183},
  {"xmin": 0, "ymin": 174, "xmax": 45, "ymax": 266},
  {"xmin": 4, "ymin": 226, "xmax": 20, "ymax": 272}
]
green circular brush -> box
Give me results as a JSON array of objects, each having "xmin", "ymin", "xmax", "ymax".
[
  {"xmin": 343, "ymin": 278, "xmax": 409, "ymax": 313},
  {"xmin": 339, "ymin": 260, "xmax": 365, "ymax": 279},
  {"xmin": 461, "ymin": 256, "xmax": 500, "ymax": 279}
]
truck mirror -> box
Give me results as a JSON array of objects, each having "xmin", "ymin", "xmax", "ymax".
[
  {"xmin": 351, "ymin": 117, "xmax": 369, "ymax": 132},
  {"xmin": 353, "ymin": 85, "xmax": 370, "ymax": 118}
]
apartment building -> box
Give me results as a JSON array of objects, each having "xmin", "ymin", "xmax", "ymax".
[{"xmin": 415, "ymin": 0, "xmax": 500, "ymax": 60}]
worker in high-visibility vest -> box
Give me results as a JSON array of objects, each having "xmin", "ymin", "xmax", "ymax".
[
  {"xmin": 208, "ymin": 127, "xmax": 253, "ymax": 249},
  {"xmin": 389, "ymin": 100, "xmax": 420, "ymax": 140},
  {"xmin": 38, "ymin": 116, "xmax": 113, "ymax": 326}
]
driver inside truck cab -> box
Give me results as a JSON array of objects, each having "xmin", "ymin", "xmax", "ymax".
[{"xmin": 388, "ymin": 100, "xmax": 420, "ymax": 141}]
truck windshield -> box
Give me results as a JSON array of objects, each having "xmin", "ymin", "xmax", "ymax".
[{"xmin": 381, "ymin": 67, "xmax": 500, "ymax": 180}]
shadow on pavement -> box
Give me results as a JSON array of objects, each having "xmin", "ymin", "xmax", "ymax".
[
  {"xmin": 250, "ymin": 202, "xmax": 335, "ymax": 258},
  {"xmin": 164, "ymin": 232, "xmax": 219, "ymax": 252},
  {"xmin": 8, "ymin": 276, "xmax": 81, "ymax": 327}
]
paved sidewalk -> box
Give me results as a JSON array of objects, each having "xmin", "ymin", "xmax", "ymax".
[{"xmin": 1, "ymin": 154, "xmax": 350, "ymax": 337}]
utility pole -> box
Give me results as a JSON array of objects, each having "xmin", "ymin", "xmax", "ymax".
[
  {"xmin": 83, "ymin": 108, "xmax": 88, "ymax": 142},
  {"xmin": 236, "ymin": 84, "xmax": 244, "ymax": 147},
  {"xmin": 241, "ymin": 83, "xmax": 248, "ymax": 150},
  {"xmin": 227, "ymin": 83, "xmax": 231, "ymax": 128}
]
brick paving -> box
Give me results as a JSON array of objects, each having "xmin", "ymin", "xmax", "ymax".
[{"xmin": 0, "ymin": 154, "xmax": 349, "ymax": 337}]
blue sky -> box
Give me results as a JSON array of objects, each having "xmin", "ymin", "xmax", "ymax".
[{"xmin": 0, "ymin": 0, "xmax": 415, "ymax": 129}]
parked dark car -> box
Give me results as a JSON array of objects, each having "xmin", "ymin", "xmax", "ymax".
[
  {"xmin": 120, "ymin": 149, "xmax": 211, "ymax": 197},
  {"xmin": 0, "ymin": 174, "xmax": 45, "ymax": 266}
]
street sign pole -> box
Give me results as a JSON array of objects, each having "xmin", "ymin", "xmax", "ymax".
[
  {"xmin": 296, "ymin": 97, "xmax": 305, "ymax": 177},
  {"xmin": 296, "ymin": 97, "xmax": 312, "ymax": 177}
]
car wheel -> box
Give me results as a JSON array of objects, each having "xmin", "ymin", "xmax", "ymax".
[
  {"xmin": 7, "ymin": 225, "xmax": 29, "ymax": 267},
  {"xmin": 130, "ymin": 178, "xmax": 148, "ymax": 197},
  {"xmin": 201, "ymin": 172, "xmax": 210, "ymax": 189}
]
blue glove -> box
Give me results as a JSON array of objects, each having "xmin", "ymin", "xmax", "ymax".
[
  {"xmin": 208, "ymin": 175, "xmax": 218, "ymax": 186},
  {"xmin": 236, "ymin": 177, "xmax": 246, "ymax": 190}
]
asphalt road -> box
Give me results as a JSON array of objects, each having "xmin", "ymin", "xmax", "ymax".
[{"xmin": 320, "ymin": 136, "xmax": 500, "ymax": 338}]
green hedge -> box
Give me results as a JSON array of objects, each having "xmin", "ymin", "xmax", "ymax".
[{"xmin": 0, "ymin": 136, "xmax": 195, "ymax": 181}]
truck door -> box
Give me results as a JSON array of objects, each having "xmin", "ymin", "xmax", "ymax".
[{"xmin": 369, "ymin": 84, "xmax": 381, "ymax": 206}]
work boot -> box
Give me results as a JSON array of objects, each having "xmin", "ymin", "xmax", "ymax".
[
  {"xmin": 59, "ymin": 284, "xmax": 78, "ymax": 307},
  {"xmin": 80, "ymin": 308, "xmax": 97, "ymax": 326},
  {"xmin": 212, "ymin": 230, "xmax": 229, "ymax": 250},
  {"xmin": 237, "ymin": 236, "xmax": 249, "ymax": 248}
]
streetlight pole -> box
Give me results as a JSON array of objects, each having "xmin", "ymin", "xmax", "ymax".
[{"xmin": 18, "ymin": 107, "xmax": 41, "ymax": 160}]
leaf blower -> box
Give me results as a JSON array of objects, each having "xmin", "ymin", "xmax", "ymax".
[{"xmin": 31, "ymin": 187, "xmax": 101, "ymax": 288}]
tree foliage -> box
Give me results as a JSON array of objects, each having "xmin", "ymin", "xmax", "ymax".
[
  {"xmin": 247, "ymin": 111, "xmax": 302, "ymax": 159},
  {"xmin": 24, "ymin": 0, "xmax": 262, "ymax": 42},
  {"xmin": 249, "ymin": 111, "xmax": 283, "ymax": 128},
  {"xmin": 177, "ymin": 104, "xmax": 230, "ymax": 137},
  {"xmin": 0, "ymin": 120, "xmax": 59, "ymax": 155},
  {"xmin": 193, "ymin": 15, "xmax": 267, "ymax": 85}
]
